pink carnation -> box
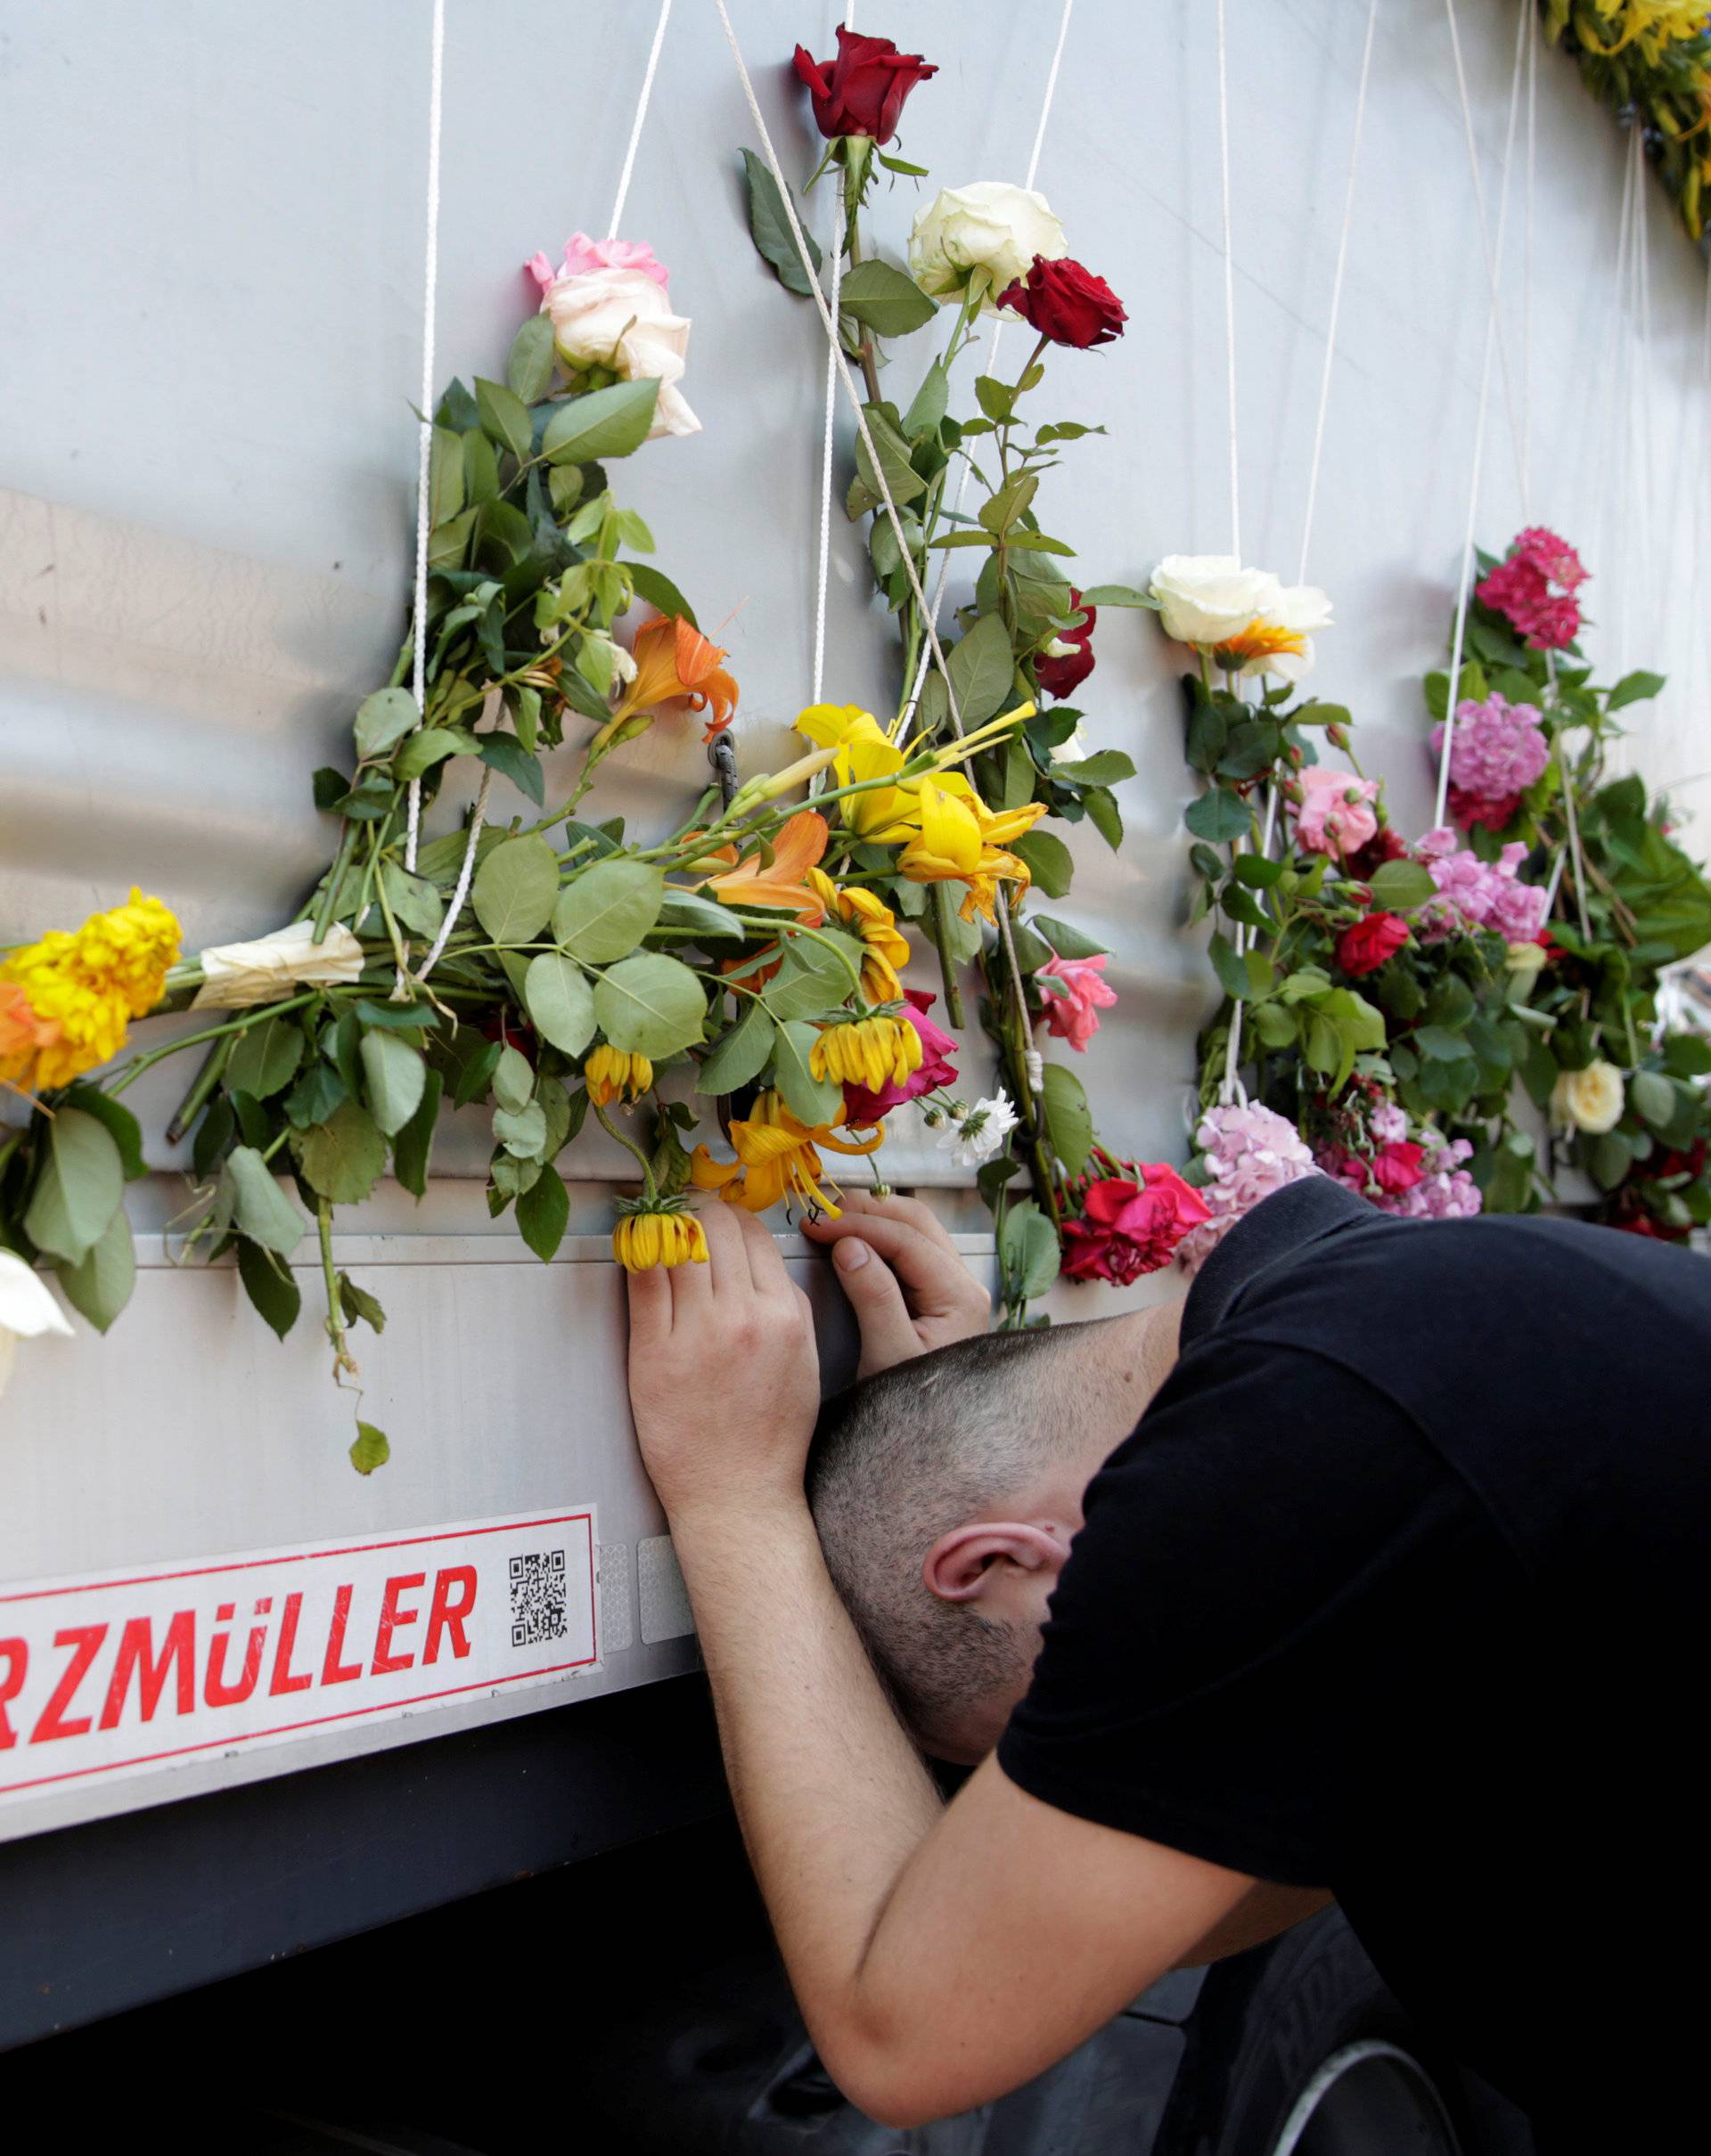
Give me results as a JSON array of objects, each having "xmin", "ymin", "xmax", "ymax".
[
  {"xmin": 841, "ymin": 989, "xmax": 958, "ymax": 1125},
  {"xmin": 1476, "ymin": 527, "xmax": 1587, "ymax": 651},
  {"xmin": 526, "ymin": 232, "xmax": 671, "ymax": 296},
  {"xmin": 1415, "ymin": 828, "xmax": 1549, "ymax": 944},
  {"xmin": 1176, "ymin": 1102, "xmax": 1321, "ymax": 1273},
  {"xmin": 1431, "ymin": 692, "xmax": 1549, "ymax": 829},
  {"xmin": 1037, "ymin": 953, "xmax": 1117, "ymax": 1053},
  {"xmin": 1295, "ymin": 766, "xmax": 1381, "ymax": 857}
]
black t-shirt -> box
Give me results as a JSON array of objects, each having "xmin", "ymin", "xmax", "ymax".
[{"xmin": 998, "ymin": 1178, "xmax": 1711, "ymax": 2144}]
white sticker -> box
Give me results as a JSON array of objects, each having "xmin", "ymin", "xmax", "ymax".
[{"xmin": 0, "ymin": 1507, "xmax": 597, "ymax": 1808}]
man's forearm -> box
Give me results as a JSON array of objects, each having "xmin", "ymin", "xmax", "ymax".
[{"xmin": 668, "ymin": 1497, "xmax": 942, "ymax": 2057}]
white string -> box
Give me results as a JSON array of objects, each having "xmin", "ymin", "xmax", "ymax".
[
  {"xmin": 811, "ymin": 160, "xmax": 845, "ymax": 710},
  {"xmin": 1633, "ymin": 135, "xmax": 1658, "ymax": 661},
  {"xmin": 1216, "ymin": 0, "xmax": 1240, "ymax": 560},
  {"xmin": 1522, "ymin": 6, "xmax": 1535, "ymax": 510},
  {"xmin": 414, "ymin": 771, "xmax": 494, "ymax": 984},
  {"xmin": 1026, "ymin": 0, "xmax": 1075, "ymax": 193},
  {"xmin": 607, "ymin": 0, "xmax": 674, "ymax": 240},
  {"xmin": 402, "ymin": 0, "xmax": 447, "ymax": 878}
]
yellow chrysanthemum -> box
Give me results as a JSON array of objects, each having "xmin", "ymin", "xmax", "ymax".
[
  {"xmin": 896, "ymin": 780, "xmax": 1048, "ymax": 923},
  {"xmin": 809, "ymin": 1015, "xmax": 923, "ymax": 1093},
  {"xmin": 1582, "ymin": 1, "xmax": 1707, "ymax": 62},
  {"xmin": 690, "ymin": 1090, "xmax": 882, "ymax": 1217},
  {"xmin": 804, "ymin": 869, "xmax": 912, "ymax": 1003},
  {"xmin": 0, "ymin": 889, "xmax": 180, "ymax": 1092},
  {"xmin": 611, "ymin": 1204, "xmax": 709, "ymax": 1272},
  {"xmin": 585, "ymin": 1045, "xmax": 654, "ymax": 1107}
]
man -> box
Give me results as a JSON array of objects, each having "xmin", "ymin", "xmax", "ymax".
[{"xmin": 624, "ymin": 1176, "xmax": 1709, "ymax": 2146}]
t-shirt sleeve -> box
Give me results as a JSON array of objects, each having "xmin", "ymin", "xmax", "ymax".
[{"xmin": 996, "ymin": 1335, "xmax": 1519, "ymax": 1887}]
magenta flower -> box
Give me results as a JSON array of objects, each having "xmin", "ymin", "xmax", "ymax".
[
  {"xmin": 1294, "ymin": 766, "xmax": 1381, "ymax": 856},
  {"xmin": 1476, "ymin": 527, "xmax": 1588, "ymax": 651},
  {"xmin": 1037, "ymin": 952, "xmax": 1117, "ymax": 1053},
  {"xmin": 526, "ymin": 232, "xmax": 671, "ymax": 297},
  {"xmin": 841, "ymin": 989, "xmax": 958, "ymax": 1126},
  {"xmin": 1177, "ymin": 1102, "xmax": 1321, "ymax": 1272},
  {"xmin": 1416, "ymin": 829, "xmax": 1549, "ymax": 944}
]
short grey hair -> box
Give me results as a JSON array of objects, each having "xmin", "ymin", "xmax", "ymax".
[{"xmin": 806, "ymin": 1326, "xmax": 1086, "ymax": 1753}]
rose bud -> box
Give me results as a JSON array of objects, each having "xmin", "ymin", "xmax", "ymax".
[
  {"xmin": 792, "ymin": 26, "xmax": 937, "ymax": 144},
  {"xmin": 995, "ymin": 254, "xmax": 1127, "ymax": 349}
]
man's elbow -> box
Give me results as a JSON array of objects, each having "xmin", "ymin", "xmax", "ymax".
[{"xmin": 815, "ymin": 2026, "xmax": 998, "ymax": 2132}]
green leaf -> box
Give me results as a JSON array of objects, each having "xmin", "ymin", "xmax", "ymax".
[
  {"xmin": 1042, "ymin": 1063, "xmax": 1093, "ymax": 1175},
  {"xmin": 765, "ymin": 930, "xmax": 866, "ymax": 1020},
  {"xmin": 1209, "ymin": 933, "xmax": 1251, "ymax": 1001},
  {"xmin": 1011, "ymin": 830, "xmax": 1074, "ymax": 899},
  {"xmin": 1185, "ymin": 700, "xmax": 1229, "ymax": 774},
  {"xmin": 337, "ymin": 1270, "xmax": 386, "ymax": 1334},
  {"xmin": 393, "ymin": 1068, "xmax": 442, "ymax": 1198},
  {"xmin": 23, "ymin": 1108, "xmax": 125, "ymax": 1266},
  {"xmin": 493, "ymin": 1102, "xmax": 547, "ymax": 1158},
  {"xmin": 61, "ymin": 1085, "xmax": 145, "ymax": 1181},
  {"xmin": 1184, "ymin": 788, "xmax": 1249, "ymax": 843},
  {"xmin": 695, "ymin": 1000, "xmax": 777, "ymax": 1094},
  {"xmin": 395, "ymin": 727, "xmax": 465, "ymax": 782},
  {"xmin": 1662, "ymin": 1032, "xmax": 1711, "ymax": 1079},
  {"xmin": 226, "ymin": 1014, "xmax": 306, "ymax": 1101},
  {"xmin": 349, "ymin": 1422, "xmax": 391, "ymax": 1476},
  {"xmin": 523, "ymin": 951, "xmax": 596, "ymax": 1056},
  {"xmin": 493, "ymin": 1043, "xmax": 535, "ymax": 1115},
  {"xmin": 1084, "ymin": 787, "xmax": 1123, "ymax": 850},
  {"xmin": 553, "ymin": 859, "xmax": 666, "ymax": 963},
  {"xmin": 355, "ymin": 687, "xmax": 421, "ymax": 760},
  {"xmin": 516, "ymin": 1164, "xmax": 569, "ymax": 1262},
  {"xmin": 541, "ymin": 380, "xmax": 660, "ymax": 465},
  {"xmin": 849, "ymin": 402, "xmax": 926, "ymax": 515},
  {"xmin": 1607, "ymin": 668, "xmax": 1666, "ymax": 711},
  {"xmin": 296, "ymin": 1100, "xmax": 388, "ymax": 1204},
  {"xmin": 946, "ymin": 613, "xmax": 1015, "ymax": 728},
  {"xmin": 479, "ymin": 733, "xmax": 545, "ymax": 808},
  {"xmin": 772, "ymin": 1019, "xmax": 844, "ymax": 1126},
  {"xmin": 1052, "ymin": 750, "xmax": 1135, "ymax": 788},
  {"xmin": 1232, "ymin": 853, "xmax": 1286, "ymax": 888},
  {"xmin": 506, "ymin": 312, "xmax": 555, "ymax": 402},
  {"xmin": 1585, "ymin": 1129, "xmax": 1634, "ymax": 1192},
  {"xmin": 626, "ymin": 564, "xmax": 698, "ymax": 629},
  {"xmin": 999, "ymin": 1199, "xmax": 1060, "ymax": 1302},
  {"xmin": 1031, "ymin": 914, "xmax": 1109, "ymax": 960},
  {"xmin": 1413, "ymin": 1024, "xmax": 1469, "ymax": 1061},
  {"xmin": 360, "ymin": 1029, "xmax": 427, "ymax": 1136},
  {"xmin": 654, "ymin": 889, "xmax": 747, "ymax": 943},
  {"xmin": 840, "ymin": 258, "xmax": 937, "ymax": 336},
  {"xmin": 57, "ymin": 1209, "xmax": 135, "ymax": 1334},
  {"xmin": 593, "ymin": 952, "xmax": 708, "ymax": 1058},
  {"xmin": 1629, "ymin": 1067, "xmax": 1677, "ymax": 1131},
  {"xmin": 475, "ymin": 374, "xmax": 533, "ymax": 459},
  {"xmin": 1365, "ymin": 859, "xmax": 1437, "ymax": 912},
  {"xmin": 379, "ymin": 862, "xmax": 445, "ymax": 940},
  {"xmin": 903, "ymin": 359, "xmax": 950, "ymax": 440},
  {"xmin": 741, "ymin": 148, "xmax": 822, "ymax": 297},
  {"xmin": 430, "ymin": 426, "xmax": 464, "ymax": 524},
  {"xmin": 223, "ymin": 1146, "xmax": 308, "ymax": 1254},
  {"xmin": 236, "ymin": 1237, "xmax": 301, "ymax": 1339},
  {"xmin": 1075, "ymin": 584, "xmax": 1155, "ymax": 608},
  {"xmin": 471, "ymin": 832, "xmax": 560, "ymax": 944}
]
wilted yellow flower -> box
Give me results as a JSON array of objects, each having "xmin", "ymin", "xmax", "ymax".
[
  {"xmin": 896, "ymin": 780, "xmax": 1047, "ymax": 923},
  {"xmin": 691, "ymin": 1090, "xmax": 882, "ymax": 1216},
  {"xmin": 0, "ymin": 889, "xmax": 180, "ymax": 1092},
  {"xmin": 586, "ymin": 1045, "xmax": 654, "ymax": 1107},
  {"xmin": 611, "ymin": 1203, "xmax": 709, "ymax": 1271},
  {"xmin": 1582, "ymin": 2, "xmax": 1707, "ymax": 63},
  {"xmin": 810, "ymin": 1015, "xmax": 923, "ymax": 1093},
  {"xmin": 805, "ymin": 870, "xmax": 911, "ymax": 1003}
]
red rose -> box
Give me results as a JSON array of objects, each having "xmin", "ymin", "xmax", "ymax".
[
  {"xmin": 1343, "ymin": 824, "xmax": 1408, "ymax": 881},
  {"xmin": 1060, "ymin": 1163, "xmax": 1209, "ymax": 1285},
  {"xmin": 995, "ymin": 256, "xmax": 1127, "ymax": 349},
  {"xmin": 1036, "ymin": 590, "xmax": 1097, "ymax": 699},
  {"xmin": 1370, "ymin": 1139, "xmax": 1426, "ymax": 1195},
  {"xmin": 1335, "ymin": 911, "xmax": 1410, "ymax": 976},
  {"xmin": 791, "ymin": 27, "xmax": 937, "ymax": 143}
]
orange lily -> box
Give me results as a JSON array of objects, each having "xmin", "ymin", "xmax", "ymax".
[
  {"xmin": 603, "ymin": 614, "xmax": 739, "ymax": 747},
  {"xmin": 690, "ymin": 1090, "xmax": 883, "ymax": 1217},
  {"xmin": 695, "ymin": 810, "xmax": 830, "ymax": 925}
]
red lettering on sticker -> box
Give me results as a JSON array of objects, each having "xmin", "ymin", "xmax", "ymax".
[
  {"xmin": 424, "ymin": 1566, "xmax": 477, "ymax": 1665},
  {"xmin": 0, "ymin": 1637, "xmax": 27, "ymax": 1750},
  {"xmin": 320, "ymin": 1585, "xmax": 364, "ymax": 1686},
  {"xmin": 267, "ymin": 1592, "xmax": 313, "ymax": 1697},
  {"xmin": 30, "ymin": 1625, "xmax": 109, "ymax": 1744},
  {"xmin": 99, "ymin": 1611, "xmax": 195, "ymax": 1729},
  {"xmin": 371, "ymin": 1572, "xmax": 425, "ymax": 1676}
]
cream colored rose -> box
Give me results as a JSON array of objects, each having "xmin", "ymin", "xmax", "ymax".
[
  {"xmin": 0, "ymin": 1249, "xmax": 74, "ymax": 1401},
  {"xmin": 1551, "ymin": 1058, "xmax": 1625, "ymax": 1134},
  {"xmin": 1150, "ymin": 555, "xmax": 1282, "ymax": 649},
  {"xmin": 192, "ymin": 921, "xmax": 366, "ymax": 1010},
  {"xmin": 909, "ymin": 183, "xmax": 1068, "ymax": 313},
  {"xmin": 1505, "ymin": 939, "xmax": 1548, "ymax": 989},
  {"xmin": 539, "ymin": 265, "xmax": 700, "ymax": 440}
]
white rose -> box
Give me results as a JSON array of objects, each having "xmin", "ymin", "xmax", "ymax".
[
  {"xmin": 909, "ymin": 183, "xmax": 1068, "ymax": 314},
  {"xmin": 1150, "ymin": 555, "xmax": 1282, "ymax": 649},
  {"xmin": 1505, "ymin": 939, "xmax": 1548, "ymax": 989},
  {"xmin": 539, "ymin": 265, "xmax": 700, "ymax": 440},
  {"xmin": 192, "ymin": 921, "xmax": 366, "ymax": 1010},
  {"xmin": 1236, "ymin": 581, "xmax": 1334, "ymax": 684},
  {"xmin": 1551, "ymin": 1058, "xmax": 1625, "ymax": 1135},
  {"xmin": 0, "ymin": 1249, "xmax": 74, "ymax": 1401},
  {"xmin": 1050, "ymin": 722, "xmax": 1091, "ymax": 765}
]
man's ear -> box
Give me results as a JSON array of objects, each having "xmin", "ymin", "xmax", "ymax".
[{"xmin": 922, "ymin": 1523, "xmax": 1073, "ymax": 1605}]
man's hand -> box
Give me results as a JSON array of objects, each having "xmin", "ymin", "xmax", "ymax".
[
  {"xmin": 626, "ymin": 1202, "xmax": 821, "ymax": 1519},
  {"xmin": 802, "ymin": 1190, "xmax": 991, "ymax": 1377}
]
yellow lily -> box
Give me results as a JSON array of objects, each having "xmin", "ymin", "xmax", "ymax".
[
  {"xmin": 896, "ymin": 780, "xmax": 1048, "ymax": 924},
  {"xmin": 690, "ymin": 1090, "xmax": 882, "ymax": 1217}
]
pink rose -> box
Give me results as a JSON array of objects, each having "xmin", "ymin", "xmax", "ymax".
[
  {"xmin": 1295, "ymin": 765, "xmax": 1381, "ymax": 856},
  {"xmin": 1037, "ymin": 952, "xmax": 1117, "ymax": 1053},
  {"xmin": 841, "ymin": 989, "xmax": 958, "ymax": 1125},
  {"xmin": 527, "ymin": 232, "xmax": 670, "ymax": 296}
]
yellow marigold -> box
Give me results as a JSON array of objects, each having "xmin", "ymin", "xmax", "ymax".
[
  {"xmin": 585, "ymin": 1045, "xmax": 654, "ymax": 1107},
  {"xmin": 809, "ymin": 1015, "xmax": 923, "ymax": 1093},
  {"xmin": 805, "ymin": 869, "xmax": 911, "ymax": 1003},
  {"xmin": 611, "ymin": 1202, "xmax": 709, "ymax": 1272},
  {"xmin": 0, "ymin": 889, "xmax": 179, "ymax": 1093}
]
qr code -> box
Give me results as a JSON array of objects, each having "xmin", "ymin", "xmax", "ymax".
[{"xmin": 509, "ymin": 1548, "xmax": 569, "ymax": 1648}]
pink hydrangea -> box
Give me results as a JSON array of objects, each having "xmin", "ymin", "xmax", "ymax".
[
  {"xmin": 1476, "ymin": 527, "xmax": 1588, "ymax": 651},
  {"xmin": 1176, "ymin": 1102, "xmax": 1321, "ymax": 1272},
  {"xmin": 1369, "ymin": 1138, "xmax": 1483, "ymax": 1221},
  {"xmin": 1431, "ymin": 692, "xmax": 1550, "ymax": 828},
  {"xmin": 1294, "ymin": 766, "xmax": 1381, "ymax": 856},
  {"xmin": 1037, "ymin": 953, "xmax": 1117, "ymax": 1053},
  {"xmin": 1415, "ymin": 828, "xmax": 1549, "ymax": 944},
  {"xmin": 526, "ymin": 232, "xmax": 671, "ymax": 296}
]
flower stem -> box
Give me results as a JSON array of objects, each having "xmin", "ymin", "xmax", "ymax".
[
  {"xmin": 594, "ymin": 1098, "xmax": 657, "ymax": 1199},
  {"xmin": 163, "ymin": 1034, "xmax": 234, "ymax": 1146},
  {"xmin": 109, "ymin": 994, "xmax": 322, "ymax": 1098},
  {"xmin": 927, "ymin": 883, "xmax": 966, "ymax": 1029}
]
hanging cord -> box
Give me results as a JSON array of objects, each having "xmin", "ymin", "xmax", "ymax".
[
  {"xmin": 608, "ymin": 0, "xmax": 674, "ymax": 239},
  {"xmin": 711, "ymin": 0, "xmax": 1041, "ymax": 1053},
  {"xmin": 900, "ymin": 0, "xmax": 1075, "ymax": 726},
  {"xmin": 1633, "ymin": 131, "xmax": 1658, "ymax": 664},
  {"xmin": 402, "ymin": 0, "xmax": 447, "ymax": 878},
  {"xmin": 1216, "ymin": 0, "xmax": 1241, "ymax": 562}
]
